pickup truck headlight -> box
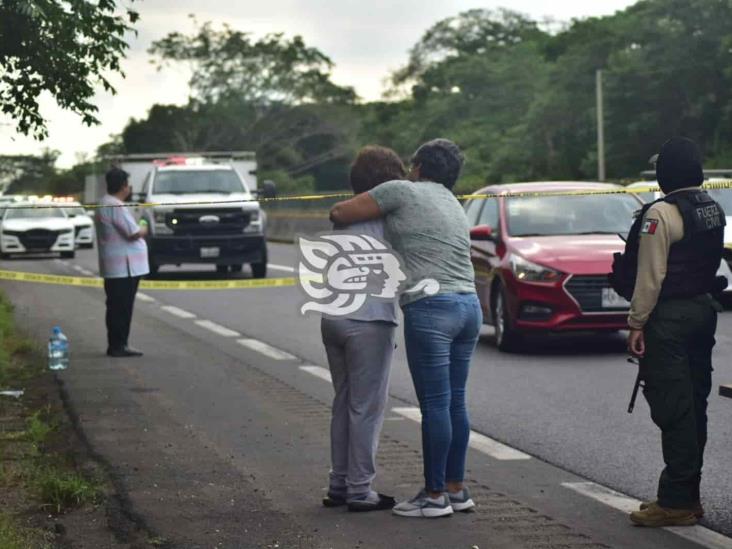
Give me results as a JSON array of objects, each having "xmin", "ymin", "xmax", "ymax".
[
  {"xmin": 509, "ymin": 254, "xmax": 562, "ymax": 283},
  {"xmin": 153, "ymin": 210, "xmax": 168, "ymax": 224}
]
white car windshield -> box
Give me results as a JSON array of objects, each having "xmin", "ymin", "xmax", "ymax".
[
  {"xmin": 4, "ymin": 207, "xmax": 67, "ymax": 220},
  {"xmin": 64, "ymin": 207, "xmax": 87, "ymax": 217},
  {"xmin": 153, "ymin": 170, "xmax": 246, "ymax": 195},
  {"xmin": 706, "ymin": 189, "xmax": 732, "ymax": 213},
  {"xmin": 506, "ymin": 194, "xmax": 640, "ymax": 237}
]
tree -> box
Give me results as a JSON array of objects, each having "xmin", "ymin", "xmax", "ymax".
[
  {"xmin": 149, "ymin": 19, "xmax": 356, "ymax": 107},
  {"xmin": 0, "ymin": 0, "xmax": 140, "ymax": 139},
  {"xmin": 1, "ymin": 150, "xmax": 58, "ymax": 194}
]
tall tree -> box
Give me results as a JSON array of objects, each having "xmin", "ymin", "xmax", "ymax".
[
  {"xmin": 149, "ymin": 20, "xmax": 356, "ymax": 107},
  {"xmin": 0, "ymin": 0, "xmax": 139, "ymax": 138}
]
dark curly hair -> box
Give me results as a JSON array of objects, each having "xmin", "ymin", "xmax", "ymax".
[
  {"xmin": 350, "ymin": 146, "xmax": 406, "ymax": 194},
  {"xmin": 411, "ymin": 138, "xmax": 464, "ymax": 190}
]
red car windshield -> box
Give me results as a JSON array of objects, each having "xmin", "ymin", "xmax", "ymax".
[{"xmin": 505, "ymin": 194, "xmax": 640, "ymax": 237}]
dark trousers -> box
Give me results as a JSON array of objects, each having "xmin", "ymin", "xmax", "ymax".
[
  {"xmin": 641, "ymin": 294, "xmax": 719, "ymax": 509},
  {"xmin": 104, "ymin": 277, "xmax": 141, "ymax": 351}
]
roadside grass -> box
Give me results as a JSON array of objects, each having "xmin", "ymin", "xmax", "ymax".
[
  {"xmin": 0, "ymin": 290, "xmax": 103, "ymax": 544},
  {"xmin": 0, "ymin": 513, "xmax": 53, "ymax": 549}
]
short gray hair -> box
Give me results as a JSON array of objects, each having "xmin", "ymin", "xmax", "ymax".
[{"xmin": 411, "ymin": 138, "xmax": 464, "ymax": 190}]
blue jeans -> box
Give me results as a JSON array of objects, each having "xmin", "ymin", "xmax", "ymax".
[{"xmin": 403, "ymin": 293, "xmax": 482, "ymax": 493}]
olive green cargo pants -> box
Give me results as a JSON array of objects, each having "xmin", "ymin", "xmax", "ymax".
[{"xmin": 641, "ymin": 294, "xmax": 720, "ymax": 509}]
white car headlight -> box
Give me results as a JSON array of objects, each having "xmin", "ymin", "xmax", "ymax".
[{"xmin": 509, "ymin": 254, "xmax": 563, "ymax": 283}]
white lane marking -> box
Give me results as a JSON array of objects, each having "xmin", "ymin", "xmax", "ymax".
[
  {"xmin": 299, "ymin": 365, "xmax": 332, "ymax": 382},
  {"xmin": 79, "ymin": 268, "xmax": 93, "ymax": 276},
  {"xmin": 195, "ymin": 320, "xmax": 241, "ymax": 337},
  {"xmin": 469, "ymin": 430, "xmax": 532, "ymax": 460},
  {"xmin": 136, "ymin": 293, "xmax": 156, "ymax": 303},
  {"xmin": 392, "ymin": 407, "xmax": 532, "ymax": 461},
  {"xmin": 161, "ymin": 305, "xmax": 196, "ymax": 319},
  {"xmin": 72, "ymin": 265, "xmax": 85, "ymax": 273},
  {"xmin": 268, "ymin": 263, "xmax": 295, "ymax": 273},
  {"xmin": 562, "ymin": 482, "xmax": 732, "ymax": 549},
  {"xmin": 237, "ymin": 339, "xmax": 296, "ymax": 360}
]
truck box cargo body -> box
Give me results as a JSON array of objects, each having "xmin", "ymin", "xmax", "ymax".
[{"xmin": 84, "ymin": 151, "xmax": 257, "ymax": 205}]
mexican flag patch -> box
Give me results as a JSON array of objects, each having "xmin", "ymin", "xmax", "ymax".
[{"xmin": 641, "ymin": 219, "xmax": 659, "ymax": 235}]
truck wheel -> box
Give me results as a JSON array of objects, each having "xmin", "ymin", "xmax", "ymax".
[
  {"xmin": 230, "ymin": 264, "xmax": 243, "ymax": 273},
  {"xmin": 493, "ymin": 285, "xmax": 522, "ymax": 353},
  {"xmin": 251, "ymin": 261, "xmax": 267, "ymax": 279},
  {"xmin": 60, "ymin": 251, "xmax": 76, "ymax": 259},
  {"xmin": 149, "ymin": 263, "xmax": 159, "ymax": 276},
  {"xmin": 216, "ymin": 265, "xmax": 229, "ymax": 275}
]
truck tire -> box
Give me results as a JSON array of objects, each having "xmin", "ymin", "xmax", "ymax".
[
  {"xmin": 230, "ymin": 264, "xmax": 243, "ymax": 273},
  {"xmin": 216, "ymin": 265, "xmax": 229, "ymax": 275},
  {"xmin": 148, "ymin": 262, "xmax": 159, "ymax": 276},
  {"xmin": 251, "ymin": 261, "xmax": 267, "ymax": 279},
  {"xmin": 60, "ymin": 251, "xmax": 76, "ymax": 259}
]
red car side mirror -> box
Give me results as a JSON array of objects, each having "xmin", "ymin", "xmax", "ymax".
[{"xmin": 470, "ymin": 224, "xmax": 494, "ymax": 241}]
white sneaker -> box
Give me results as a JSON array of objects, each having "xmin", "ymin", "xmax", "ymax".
[
  {"xmin": 392, "ymin": 490, "xmax": 454, "ymax": 518},
  {"xmin": 448, "ymin": 487, "xmax": 476, "ymax": 512}
]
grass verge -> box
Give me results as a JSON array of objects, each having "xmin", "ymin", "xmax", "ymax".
[{"xmin": 0, "ymin": 290, "xmax": 102, "ymax": 546}]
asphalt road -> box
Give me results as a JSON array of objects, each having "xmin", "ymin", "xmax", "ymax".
[{"xmin": 2, "ymin": 243, "xmax": 732, "ymax": 547}]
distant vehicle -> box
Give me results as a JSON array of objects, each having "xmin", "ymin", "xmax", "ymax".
[
  {"xmin": 84, "ymin": 152, "xmax": 274, "ymax": 277},
  {"xmin": 466, "ymin": 182, "xmax": 642, "ymax": 352},
  {"xmin": 0, "ymin": 203, "xmax": 75, "ymax": 259},
  {"xmin": 61, "ymin": 201, "xmax": 94, "ymax": 249},
  {"xmin": 626, "ymin": 180, "xmax": 732, "ymax": 293},
  {"xmin": 136, "ymin": 157, "xmax": 274, "ymax": 276}
]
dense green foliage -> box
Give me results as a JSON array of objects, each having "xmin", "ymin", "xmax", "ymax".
[
  {"xmin": 0, "ymin": 0, "xmax": 139, "ymax": 138},
  {"xmin": 6, "ymin": 0, "xmax": 732, "ymax": 195}
]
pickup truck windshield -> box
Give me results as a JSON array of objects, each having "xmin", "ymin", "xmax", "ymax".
[{"xmin": 153, "ymin": 170, "xmax": 246, "ymax": 195}]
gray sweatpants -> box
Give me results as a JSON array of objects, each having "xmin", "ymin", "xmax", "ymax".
[{"xmin": 321, "ymin": 317, "xmax": 395, "ymax": 499}]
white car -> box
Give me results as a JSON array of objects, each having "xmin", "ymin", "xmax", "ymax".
[
  {"xmin": 62, "ymin": 202, "xmax": 95, "ymax": 248},
  {"xmin": 626, "ymin": 181, "xmax": 732, "ymax": 293},
  {"xmin": 0, "ymin": 203, "xmax": 76, "ymax": 259}
]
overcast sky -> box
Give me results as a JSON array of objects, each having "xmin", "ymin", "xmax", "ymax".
[{"xmin": 0, "ymin": 0, "xmax": 636, "ymax": 167}]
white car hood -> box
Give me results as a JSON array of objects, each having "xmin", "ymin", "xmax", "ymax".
[
  {"xmin": 2, "ymin": 218, "xmax": 74, "ymax": 232},
  {"xmin": 69, "ymin": 216, "xmax": 94, "ymax": 228}
]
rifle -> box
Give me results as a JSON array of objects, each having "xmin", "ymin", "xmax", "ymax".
[{"xmin": 627, "ymin": 357, "xmax": 645, "ymax": 413}]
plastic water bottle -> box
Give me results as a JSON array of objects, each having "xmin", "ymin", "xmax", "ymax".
[{"xmin": 48, "ymin": 327, "xmax": 69, "ymax": 371}]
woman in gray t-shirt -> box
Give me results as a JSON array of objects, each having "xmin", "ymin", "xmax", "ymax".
[{"xmin": 330, "ymin": 139, "xmax": 482, "ymax": 518}]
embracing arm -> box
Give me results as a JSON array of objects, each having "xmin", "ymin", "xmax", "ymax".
[{"xmin": 330, "ymin": 192, "xmax": 383, "ymax": 225}]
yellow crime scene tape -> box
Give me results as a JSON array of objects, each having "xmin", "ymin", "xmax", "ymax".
[
  {"xmin": 0, "ymin": 269, "xmax": 299, "ymax": 290},
  {"xmin": 1, "ymin": 181, "xmax": 730, "ymax": 290},
  {"xmin": 5, "ymin": 179, "xmax": 732, "ymax": 210}
]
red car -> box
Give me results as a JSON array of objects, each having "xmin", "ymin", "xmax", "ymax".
[{"xmin": 465, "ymin": 182, "xmax": 643, "ymax": 351}]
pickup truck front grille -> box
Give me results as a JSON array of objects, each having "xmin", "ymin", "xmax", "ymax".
[{"xmin": 168, "ymin": 208, "xmax": 250, "ymax": 235}]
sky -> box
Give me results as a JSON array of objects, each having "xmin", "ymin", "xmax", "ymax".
[{"xmin": 0, "ymin": 0, "xmax": 636, "ymax": 168}]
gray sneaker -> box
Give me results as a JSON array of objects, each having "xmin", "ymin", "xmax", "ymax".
[
  {"xmin": 448, "ymin": 487, "xmax": 475, "ymax": 512},
  {"xmin": 392, "ymin": 490, "xmax": 453, "ymax": 518}
]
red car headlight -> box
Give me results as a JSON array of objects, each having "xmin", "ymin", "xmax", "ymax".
[{"xmin": 509, "ymin": 254, "xmax": 563, "ymax": 282}]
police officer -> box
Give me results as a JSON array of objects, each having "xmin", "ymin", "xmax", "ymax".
[{"xmin": 613, "ymin": 137, "xmax": 726, "ymax": 527}]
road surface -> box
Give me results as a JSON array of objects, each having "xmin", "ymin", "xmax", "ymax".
[{"xmin": 1, "ymin": 243, "xmax": 731, "ymax": 548}]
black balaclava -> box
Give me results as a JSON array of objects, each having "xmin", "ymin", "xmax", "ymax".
[{"xmin": 655, "ymin": 136, "xmax": 704, "ymax": 194}]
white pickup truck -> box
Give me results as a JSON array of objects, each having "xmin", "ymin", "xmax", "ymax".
[{"xmin": 85, "ymin": 152, "xmax": 275, "ymax": 277}]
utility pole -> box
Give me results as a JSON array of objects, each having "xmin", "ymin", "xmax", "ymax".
[{"xmin": 596, "ymin": 69, "xmax": 606, "ymax": 181}]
